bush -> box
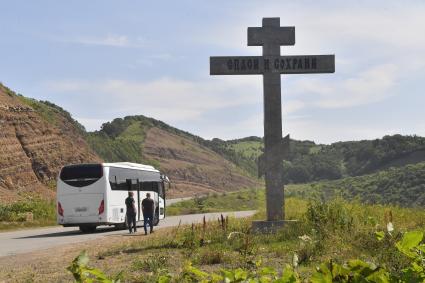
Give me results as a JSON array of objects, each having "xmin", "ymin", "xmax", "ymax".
[
  {"xmin": 305, "ymin": 198, "xmax": 354, "ymax": 235},
  {"xmin": 0, "ymin": 199, "xmax": 55, "ymax": 222}
]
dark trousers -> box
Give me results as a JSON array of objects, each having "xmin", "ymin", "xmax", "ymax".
[
  {"xmin": 127, "ymin": 213, "xmax": 136, "ymax": 233},
  {"xmin": 143, "ymin": 213, "xmax": 153, "ymax": 233}
]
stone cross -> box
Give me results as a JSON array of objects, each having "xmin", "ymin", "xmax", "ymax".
[{"xmin": 210, "ymin": 18, "xmax": 335, "ymax": 232}]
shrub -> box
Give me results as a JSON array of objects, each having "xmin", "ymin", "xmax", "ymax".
[
  {"xmin": 305, "ymin": 198, "xmax": 354, "ymax": 235},
  {"xmin": 0, "ymin": 199, "xmax": 55, "ymax": 222}
]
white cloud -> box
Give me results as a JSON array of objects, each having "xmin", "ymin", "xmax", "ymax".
[
  {"xmin": 44, "ymin": 76, "xmax": 309, "ymax": 133},
  {"xmin": 62, "ymin": 34, "xmax": 145, "ymax": 48},
  {"xmin": 293, "ymin": 63, "xmax": 398, "ymax": 108},
  {"xmin": 44, "ymin": 77, "xmax": 254, "ymax": 118},
  {"xmin": 284, "ymin": 118, "xmax": 401, "ymax": 144},
  {"xmin": 201, "ymin": 2, "xmax": 425, "ymax": 53},
  {"xmin": 187, "ymin": 2, "xmax": 423, "ymax": 121},
  {"xmin": 283, "ymin": 100, "xmax": 305, "ymax": 115},
  {"xmin": 75, "ymin": 117, "xmax": 109, "ymax": 131},
  {"xmin": 196, "ymin": 112, "xmax": 262, "ymax": 140}
]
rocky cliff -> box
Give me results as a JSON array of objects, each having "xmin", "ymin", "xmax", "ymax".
[{"xmin": 0, "ymin": 84, "xmax": 101, "ymax": 202}]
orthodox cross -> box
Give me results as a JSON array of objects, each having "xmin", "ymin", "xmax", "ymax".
[{"xmin": 210, "ymin": 17, "xmax": 334, "ymax": 231}]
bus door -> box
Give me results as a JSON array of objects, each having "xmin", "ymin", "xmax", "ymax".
[
  {"xmin": 158, "ymin": 182, "xmax": 165, "ymax": 218},
  {"xmin": 137, "ymin": 179, "xmax": 141, "ymax": 221},
  {"xmin": 126, "ymin": 179, "xmax": 141, "ymax": 220}
]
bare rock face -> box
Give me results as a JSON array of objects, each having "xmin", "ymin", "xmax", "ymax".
[
  {"xmin": 0, "ymin": 85, "xmax": 101, "ymax": 202},
  {"xmin": 143, "ymin": 127, "xmax": 260, "ymax": 198}
]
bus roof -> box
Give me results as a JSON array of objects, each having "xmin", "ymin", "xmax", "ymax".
[{"xmin": 102, "ymin": 162, "xmax": 159, "ymax": 173}]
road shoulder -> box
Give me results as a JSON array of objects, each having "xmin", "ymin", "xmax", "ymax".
[{"xmin": 0, "ymin": 227, "xmax": 174, "ymax": 282}]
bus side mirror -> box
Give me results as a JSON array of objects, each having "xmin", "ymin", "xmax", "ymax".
[{"xmin": 160, "ymin": 174, "xmax": 170, "ymax": 190}]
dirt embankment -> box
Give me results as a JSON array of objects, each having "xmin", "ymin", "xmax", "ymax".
[{"xmin": 0, "ymin": 85, "xmax": 101, "ymax": 203}]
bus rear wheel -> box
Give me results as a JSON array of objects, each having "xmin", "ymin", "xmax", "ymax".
[{"xmin": 79, "ymin": 225, "xmax": 97, "ymax": 233}]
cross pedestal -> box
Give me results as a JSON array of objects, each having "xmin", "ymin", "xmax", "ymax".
[{"xmin": 210, "ymin": 18, "xmax": 335, "ymax": 233}]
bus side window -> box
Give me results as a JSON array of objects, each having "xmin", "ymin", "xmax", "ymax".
[
  {"xmin": 126, "ymin": 179, "xmax": 138, "ymax": 191},
  {"xmin": 126, "ymin": 179, "xmax": 132, "ymax": 190},
  {"xmin": 142, "ymin": 182, "xmax": 154, "ymax": 192}
]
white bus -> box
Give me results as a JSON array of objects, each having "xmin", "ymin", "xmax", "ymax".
[{"xmin": 57, "ymin": 162, "xmax": 168, "ymax": 233}]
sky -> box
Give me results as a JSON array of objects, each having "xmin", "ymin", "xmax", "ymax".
[{"xmin": 1, "ymin": 0, "xmax": 424, "ymax": 144}]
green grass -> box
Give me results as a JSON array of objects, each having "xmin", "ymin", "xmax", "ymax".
[
  {"xmin": 116, "ymin": 121, "xmax": 146, "ymax": 142},
  {"xmin": 86, "ymin": 119, "xmax": 160, "ymax": 169},
  {"xmin": 86, "ymin": 132, "xmax": 144, "ymax": 163},
  {"xmin": 86, "ymin": 117, "xmax": 162, "ymax": 167},
  {"xmin": 15, "ymin": 95, "xmax": 86, "ymax": 133},
  {"xmin": 0, "ymin": 199, "xmax": 57, "ymax": 231},
  {"xmin": 18, "ymin": 96, "xmax": 57, "ymax": 123},
  {"xmin": 167, "ymin": 189, "xmax": 263, "ymax": 216},
  {"xmin": 73, "ymin": 197, "xmax": 425, "ymax": 282}
]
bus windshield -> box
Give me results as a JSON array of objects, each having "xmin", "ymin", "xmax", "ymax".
[{"xmin": 60, "ymin": 164, "xmax": 103, "ymax": 188}]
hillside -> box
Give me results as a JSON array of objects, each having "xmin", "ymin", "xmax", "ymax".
[
  {"xmin": 0, "ymin": 84, "xmax": 101, "ymax": 202},
  {"xmin": 2, "ymin": 82, "xmax": 425, "ymax": 203},
  {"xmin": 212, "ymin": 135, "xmax": 425, "ymax": 184},
  {"xmin": 87, "ymin": 116, "xmax": 260, "ymax": 198},
  {"xmin": 286, "ymin": 161, "xmax": 425, "ymax": 206}
]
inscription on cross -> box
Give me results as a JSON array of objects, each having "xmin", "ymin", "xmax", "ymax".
[{"xmin": 210, "ymin": 18, "xmax": 335, "ymax": 232}]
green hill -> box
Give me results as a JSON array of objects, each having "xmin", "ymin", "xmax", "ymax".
[
  {"xmin": 86, "ymin": 115, "xmax": 230, "ymax": 165},
  {"xmin": 86, "ymin": 116, "xmax": 150, "ymax": 164},
  {"xmin": 212, "ymin": 135, "xmax": 425, "ymax": 184},
  {"xmin": 86, "ymin": 115, "xmax": 425, "ymax": 203},
  {"xmin": 286, "ymin": 161, "xmax": 425, "ymax": 207},
  {"xmin": 86, "ymin": 115, "xmax": 259, "ymax": 198}
]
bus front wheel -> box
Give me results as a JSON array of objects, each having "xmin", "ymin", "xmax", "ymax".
[{"xmin": 79, "ymin": 225, "xmax": 97, "ymax": 233}]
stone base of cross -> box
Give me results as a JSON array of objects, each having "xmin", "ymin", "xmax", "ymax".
[{"xmin": 210, "ymin": 18, "xmax": 335, "ymax": 233}]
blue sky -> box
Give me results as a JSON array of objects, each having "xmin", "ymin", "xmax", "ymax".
[{"xmin": 1, "ymin": 1, "xmax": 424, "ymax": 144}]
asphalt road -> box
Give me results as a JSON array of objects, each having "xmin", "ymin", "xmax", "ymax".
[{"xmin": 0, "ymin": 210, "xmax": 256, "ymax": 257}]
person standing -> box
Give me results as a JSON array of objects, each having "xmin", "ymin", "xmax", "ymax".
[
  {"xmin": 125, "ymin": 191, "xmax": 137, "ymax": 234},
  {"xmin": 142, "ymin": 193, "xmax": 155, "ymax": 235}
]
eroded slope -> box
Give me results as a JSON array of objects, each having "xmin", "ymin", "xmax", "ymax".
[{"xmin": 0, "ymin": 84, "xmax": 101, "ymax": 202}]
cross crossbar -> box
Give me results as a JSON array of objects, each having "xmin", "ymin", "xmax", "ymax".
[{"xmin": 210, "ymin": 55, "xmax": 335, "ymax": 75}]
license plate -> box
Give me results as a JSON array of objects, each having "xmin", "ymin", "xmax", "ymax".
[{"xmin": 75, "ymin": 207, "xmax": 88, "ymax": 212}]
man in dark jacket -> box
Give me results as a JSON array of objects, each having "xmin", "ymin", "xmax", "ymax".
[
  {"xmin": 125, "ymin": 191, "xmax": 137, "ymax": 233},
  {"xmin": 142, "ymin": 193, "xmax": 155, "ymax": 235}
]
